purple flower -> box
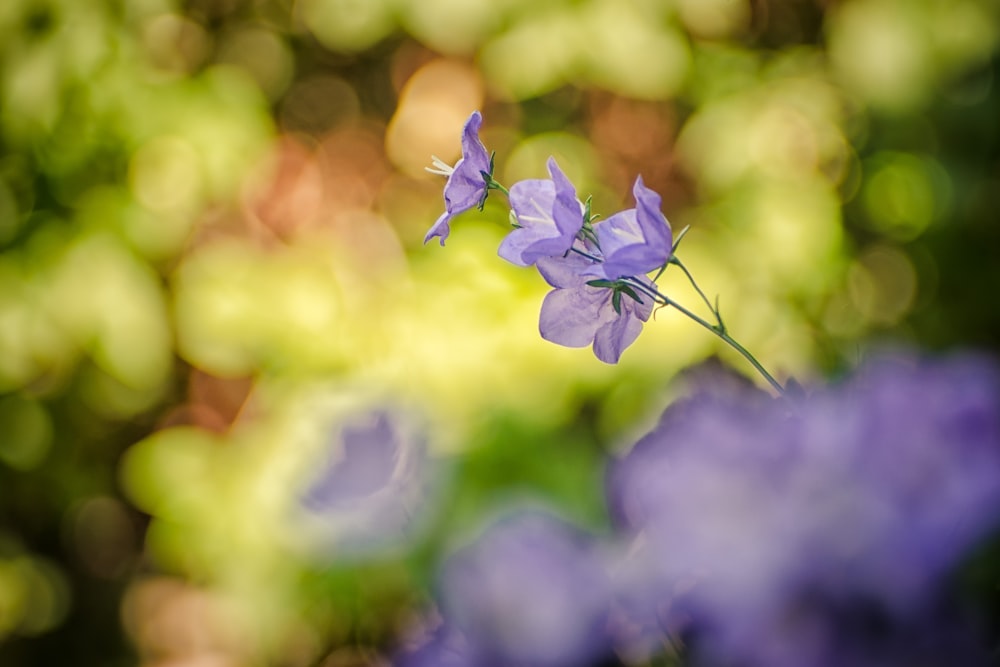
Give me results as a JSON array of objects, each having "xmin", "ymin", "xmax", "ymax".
[
  {"xmin": 436, "ymin": 510, "xmax": 613, "ymax": 667},
  {"xmin": 536, "ymin": 251, "xmax": 655, "ymax": 364},
  {"xmin": 424, "ymin": 111, "xmax": 492, "ymax": 246},
  {"xmin": 498, "ymin": 157, "xmax": 584, "ymax": 267},
  {"xmin": 299, "ymin": 409, "xmax": 429, "ymax": 557},
  {"xmin": 588, "ymin": 175, "xmax": 672, "ymax": 280},
  {"xmin": 394, "ymin": 625, "xmax": 477, "ymax": 667},
  {"xmin": 606, "ymin": 353, "xmax": 1000, "ymax": 666}
]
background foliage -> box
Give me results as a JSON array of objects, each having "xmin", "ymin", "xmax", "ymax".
[{"xmin": 1, "ymin": 0, "xmax": 998, "ymax": 664}]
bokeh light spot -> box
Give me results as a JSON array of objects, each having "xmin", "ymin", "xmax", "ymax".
[
  {"xmin": 400, "ymin": 0, "xmax": 500, "ymax": 55},
  {"xmin": 862, "ymin": 151, "xmax": 950, "ymax": 241},
  {"xmin": 70, "ymin": 496, "xmax": 138, "ymax": 579},
  {"xmin": 677, "ymin": 0, "xmax": 751, "ymax": 39},
  {"xmin": 215, "ymin": 26, "xmax": 292, "ymax": 101},
  {"xmin": 129, "ymin": 134, "xmax": 203, "ymax": 212},
  {"xmin": 386, "ymin": 59, "xmax": 483, "ymax": 176},
  {"xmin": 479, "ymin": 11, "xmax": 581, "ymax": 100},
  {"xmin": 581, "ymin": 1, "xmax": 690, "ymax": 99},
  {"xmin": 278, "ymin": 75, "xmax": 360, "ymax": 136},
  {"xmin": 301, "ymin": 0, "xmax": 396, "ymax": 53},
  {"xmin": 0, "ymin": 393, "xmax": 53, "ymax": 471},
  {"xmin": 828, "ymin": 0, "xmax": 929, "ymax": 111},
  {"xmin": 847, "ymin": 244, "xmax": 917, "ymax": 326},
  {"xmin": 0, "ymin": 556, "xmax": 71, "ymax": 637}
]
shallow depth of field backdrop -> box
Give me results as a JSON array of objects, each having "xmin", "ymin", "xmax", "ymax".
[{"xmin": 1, "ymin": 0, "xmax": 999, "ymax": 665}]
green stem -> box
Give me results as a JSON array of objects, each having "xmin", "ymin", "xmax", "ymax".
[
  {"xmin": 485, "ymin": 174, "xmax": 510, "ymax": 197},
  {"xmin": 624, "ymin": 277, "xmax": 785, "ymax": 395},
  {"xmin": 669, "ymin": 256, "xmax": 722, "ymax": 330}
]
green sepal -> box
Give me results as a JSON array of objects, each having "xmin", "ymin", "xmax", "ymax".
[
  {"xmin": 671, "ymin": 225, "xmax": 690, "ymax": 253},
  {"xmin": 618, "ymin": 284, "xmax": 643, "ymax": 304},
  {"xmin": 612, "ymin": 289, "xmax": 622, "ymax": 314},
  {"xmin": 586, "ymin": 279, "xmax": 617, "ymax": 289},
  {"xmin": 509, "ymin": 209, "xmax": 521, "ymax": 228}
]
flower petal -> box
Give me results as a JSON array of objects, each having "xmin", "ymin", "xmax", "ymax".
[
  {"xmin": 499, "ymin": 158, "xmax": 584, "ymax": 266},
  {"xmin": 592, "ymin": 301, "xmax": 645, "ymax": 363},
  {"xmin": 592, "ymin": 176, "xmax": 672, "ymax": 279},
  {"xmin": 536, "ymin": 251, "xmax": 600, "ymax": 289},
  {"xmin": 499, "ymin": 178, "xmax": 556, "ymax": 265},
  {"xmin": 539, "ymin": 285, "xmax": 610, "ymax": 347},
  {"xmin": 424, "ymin": 210, "xmax": 454, "ymax": 245}
]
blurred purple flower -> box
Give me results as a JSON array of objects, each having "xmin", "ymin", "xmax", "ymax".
[
  {"xmin": 300, "ymin": 409, "xmax": 428, "ymax": 557},
  {"xmin": 435, "ymin": 510, "xmax": 613, "ymax": 667},
  {"xmin": 424, "ymin": 110, "xmax": 492, "ymax": 246},
  {"xmin": 536, "ymin": 251, "xmax": 655, "ymax": 364},
  {"xmin": 587, "ymin": 175, "xmax": 672, "ymax": 280},
  {"xmin": 607, "ymin": 353, "xmax": 1000, "ymax": 666},
  {"xmin": 394, "ymin": 624, "xmax": 477, "ymax": 667},
  {"xmin": 498, "ymin": 157, "xmax": 584, "ymax": 267}
]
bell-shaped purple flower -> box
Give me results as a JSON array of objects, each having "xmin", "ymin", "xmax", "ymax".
[
  {"xmin": 299, "ymin": 409, "xmax": 429, "ymax": 558},
  {"xmin": 436, "ymin": 510, "xmax": 613, "ymax": 667},
  {"xmin": 394, "ymin": 625, "xmax": 477, "ymax": 667},
  {"xmin": 424, "ymin": 111, "xmax": 492, "ymax": 246},
  {"xmin": 589, "ymin": 175, "xmax": 672, "ymax": 279},
  {"xmin": 536, "ymin": 251, "xmax": 655, "ymax": 364},
  {"xmin": 498, "ymin": 157, "xmax": 584, "ymax": 267},
  {"xmin": 606, "ymin": 353, "xmax": 1000, "ymax": 667}
]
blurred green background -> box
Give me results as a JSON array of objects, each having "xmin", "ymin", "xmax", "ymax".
[{"xmin": 1, "ymin": 0, "xmax": 998, "ymax": 664}]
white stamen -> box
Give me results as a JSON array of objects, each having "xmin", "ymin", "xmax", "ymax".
[
  {"xmin": 425, "ymin": 155, "xmax": 456, "ymax": 177},
  {"xmin": 517, "ymin": 197, "xmax": 555, "ymax": 227}
]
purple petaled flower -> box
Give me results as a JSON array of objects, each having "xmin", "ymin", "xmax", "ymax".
[
  {"xmin": 536, "ymin": 251, "xmax": 655, "ymax": 364},
  {"xmin": 394, "ymin": 624, "xmax": 477, "ymax": 667},
  {"xmin": 498, "ymin": 157, "xmax": 584, "ymax": 267},
  {"xmin": 587, "ymin": 175, "xmax": 672, "ymax": 280},
  {"xmin": 606, "ymin": 353, "xmax": 1000, "ymax": 666},
  {"xmin": 424, "ymin": 111, "xmax": 492, "ymax": 246},
  {"xmin": 299, "ymin": 409, "xmax": 429, "ymax": 558},
  {"xmin": 436, "ymin": 510, "xmax": 613, "ymax": 667}
]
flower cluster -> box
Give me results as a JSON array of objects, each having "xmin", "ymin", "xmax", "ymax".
[
  {"xmin": 606, "ymin": 352, "xmax": 1000, "ymax": 666},
  {"xmin": 425, "ymin": 111, "xmax": 673, "ymax": 364},
  {"xmin": 397, "ymin": 351, "xmax": 1000, "ymax": 666}
]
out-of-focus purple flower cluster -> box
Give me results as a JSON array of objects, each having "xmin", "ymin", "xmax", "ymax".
[
  {"xmin": 425, "ymin": 111, "xmax": 673, "ymax": 363},
  {"xmin": 398, "ymin": 352, "xmax": 1000, "ymax": 666},
  {"xmin": 396, "ymin": 510, "xmax": 615, "ymax": 667},
  {"xmin": 609, "ymin": 352, "xmax": 1000, "ymax": 666},
  {"xmin": 298, "ymin": 408, "xmax": 430, "ymax": 558}
]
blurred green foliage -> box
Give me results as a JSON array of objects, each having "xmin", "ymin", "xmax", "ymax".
[{"xmin": 0, "ymin": 0, "xmax": 998, "ymax": 664}]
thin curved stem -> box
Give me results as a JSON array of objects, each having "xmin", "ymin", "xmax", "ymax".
[
  {"xmin": 669, "ymin": 256, "xmax": 722, "ymax": 330},
  {"xmin": 624, "ymin": 277, "xmax": 785, "ymax": 395},
  {"xmin": 563, "ymin": 238, "xmax": 783, "ymax": 394}
]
